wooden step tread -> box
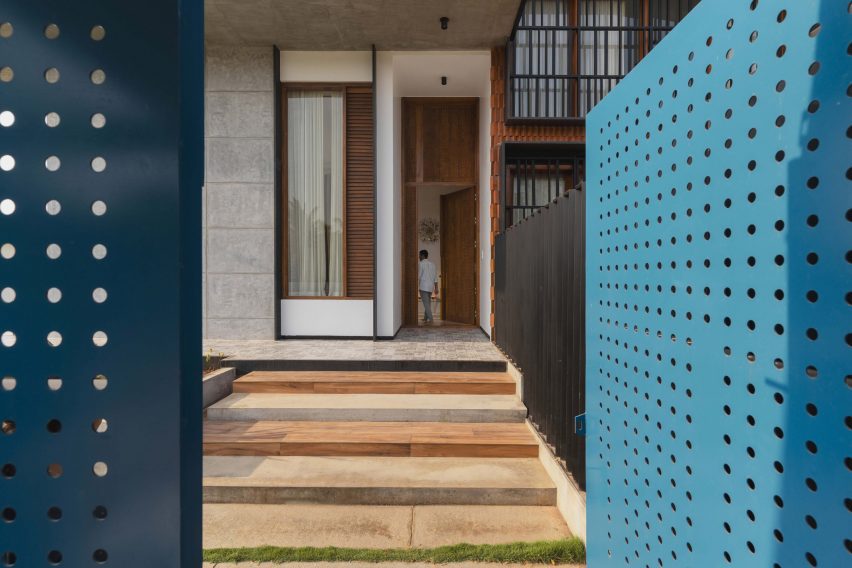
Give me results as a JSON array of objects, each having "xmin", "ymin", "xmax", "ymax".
[
  {"xmin": 203, "ymin": 421, "xmax": 539, "ymax": 458},
  {"xmin": 234, "ymin": 371, "xmax": 516, "ymax": 395}
]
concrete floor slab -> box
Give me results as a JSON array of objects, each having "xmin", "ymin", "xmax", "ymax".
[
  {"xmin": 203, "ymin": 504, "xmax": 411, "ymax": 549},
  {"xmin": 203, "ymin": 456, "xmax": 555, "ymax": 506},
  {"xmin": 203, "ymin": 504, "xmax": 570, "ymax": 550},
  {"xmin": 410, "ymin": 506, "xmax": 571, "ymax": 547},
  {"xmin": 207, "ymin": 393, "xmax": 526, "ymax": 423}
]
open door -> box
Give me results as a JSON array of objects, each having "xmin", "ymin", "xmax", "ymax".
[{"xmin": 440, "ymin": 187, "xmax": 477, "ymax": 324}]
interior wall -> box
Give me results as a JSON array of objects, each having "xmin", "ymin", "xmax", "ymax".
[
  {"xmin": 389, "ymin": 51, "xmax": 493, "ymax": 334},
  {"xmin": 204, "ymin": 46, "xmax": 276, "ymax": 339},
  {"xmin": 415, "ymin": 186, "xmax": 461, "ymax": 293}
]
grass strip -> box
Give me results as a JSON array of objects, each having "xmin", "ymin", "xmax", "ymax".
[{"xmin": 203, "ymin": 538, "xmax": 585, "ymax": 564}]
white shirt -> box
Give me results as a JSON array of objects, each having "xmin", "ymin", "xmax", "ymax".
[{"xmin": 418, "ymin": 259, "xmax": 437, "ymax": 293}]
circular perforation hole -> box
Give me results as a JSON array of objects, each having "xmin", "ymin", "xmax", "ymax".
[
  {"xmin": 0, "ymin": 22, "xmax": 12, "ymax": 38},
  {"xmin": 45, "ymin": 199, "xmax": 61, "ymax": 215},
  {"xmin": 0, "ymin": 199, "xmax": 14, "ymax": 215},
  {"xmin": 0, "ymin": 155, "xmax": 14, "ymax": 171},
  {"xmin": 44, "ymin": 112, "xmax": 61, "ymax": 128},
  {"xmin": 43, "ymin": 24, "xmax": 60, "ymax": 40},
  {"xmin": 1, "ymin": 420, "xmax": 14, "ymax": 435},
  {"xmin": 1, "ymin": 331, "xmax": 16, "ymax": 347},
  {"xmin": 92, "ymin": 374, "xmax": 108, "ymax": 390},
  {"xmin": 46, "ymin": 243, "xmax": 62, "ymax": 260},
  {"xmin": 90, "ymin": 69, "xmax": 106, "ymax": 85},
  {"xmin": 92, "ymin": 287, "xmax": 108, "ymax": 303},
  {"xmin": 44, "ymin": 67, "xmax": 60, "ymax": 84},
  {"xmin": 92, "ymin": 200, "xmax": 107, "ymax": 216},
  {"xmin": 47, "ymin": 376, "xmax": 63, "ymax": 391},
  {"xmin": 91, "ymin": 113, "xmax": 106, "ymax": 129},
  {"xmin": 47, "ymin": 288, "xmax": 62, "ymax": 303},
  {"xmin": 45, "ymin": 156, "xmax": 61, "ymax": 172},
  {"xmin": 47, "ymin": 463, "xmax": 63, "ymax": 478},
  {"xmin": 46, "ymin": 331, "xmax": 62, "ymax": 347},
  {"xmin": 92, "ymin": 331, "xmax": 108, "ymax": 347},
  {"xmin": 90, "ymin": 26, "xmax": 106, "ymax": 41},
  {"xmin": 0, "ymin": 67, "xmax": 13, "ymax": 83},
  {"xmin": 0, "ymin": 111, "xmax": 14, "ymax": 128},
  {"xmin": 92, "ymin": 244, "xmax": 108, "ymax": 260},
  {"xmin": 93, "ymin": 461, "xmax": 109, "ymax": 477},
  {"xmin": 92, "ymin": 418, "xmax": 108, "ymax": 433},
  {"xmin": 91, "ymin": 157, "xmax": 107, "ymax": 172},
  {"xmin": 0, "ymin": 376, "xmax": 15, "ymax": 391}
]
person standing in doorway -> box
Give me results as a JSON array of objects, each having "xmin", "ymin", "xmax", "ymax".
[{"xmin": 419, "ymin": 249, "xmax": 438, "ymax": 323}]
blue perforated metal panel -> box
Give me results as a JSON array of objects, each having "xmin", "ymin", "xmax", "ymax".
[
  {"xmin": 586, "ymin": 1, "xmax": 849, "ymax": 566},
  {"xmin": 0, "ymin": 2, "xmax": 202, "ymax": 566}
]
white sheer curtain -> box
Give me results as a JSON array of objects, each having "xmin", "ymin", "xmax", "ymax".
[{"xmin": 287, "ymin": 91, "xmax": 343, "ymax": 297}]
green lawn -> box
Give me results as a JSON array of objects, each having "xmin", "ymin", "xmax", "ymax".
[{"xmin": 203, "ymin": 538, "xmax": 586, "ymax": 564}]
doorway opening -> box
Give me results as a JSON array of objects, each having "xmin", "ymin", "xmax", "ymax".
[{"xmin": 401, "ymin": 98, "xmax": 479, "ymax": 327}]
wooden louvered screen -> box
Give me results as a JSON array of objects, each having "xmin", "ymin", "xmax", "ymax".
[{"xmin": 345, "ymin": 86, "xmax": 374, "ymax": 298}]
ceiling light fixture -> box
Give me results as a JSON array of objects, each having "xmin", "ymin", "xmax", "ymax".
[{"xmin": 440, "ymin": 17, "xmax": 449, "ymax": 30}]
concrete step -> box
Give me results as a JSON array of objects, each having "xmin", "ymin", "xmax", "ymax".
[
  {"xmin": 203, "ymin": 420, "xmax": 539, "ymax": 458},
  {"xmin": 203, "ymin": 456, "xmax": 555, "ymax": 506},
  {"xmin": 233, "ymin": 370, "xmax": 517, "ymax": 395},
  {"xmin": 206, "ymin": 393, "xmax": 527, "ymax": 423},
  {"xmin": 203, "ymin": 504, "xmax": 571, "ymax": 549}
]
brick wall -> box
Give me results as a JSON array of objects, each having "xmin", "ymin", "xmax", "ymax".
[{"xmin": 489, "ymin": 46, "xmax": 586, "ymax": 330}]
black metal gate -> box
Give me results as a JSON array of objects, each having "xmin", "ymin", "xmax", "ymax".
[{"xmin": 494, "ymin": 186, "xmax": 585, "ymax": 488}]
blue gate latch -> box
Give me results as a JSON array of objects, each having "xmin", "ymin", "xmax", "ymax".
[{"xmin": 574, "ymin": 413, "xmax": 586, "ymax": 435}]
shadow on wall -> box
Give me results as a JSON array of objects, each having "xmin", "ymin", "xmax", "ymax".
[{"xmin": 781, "ymin": 1, "xmax": 848, "ymax": 567}]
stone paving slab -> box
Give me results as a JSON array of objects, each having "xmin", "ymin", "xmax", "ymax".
[
  {"xmin": 204, "ymin": 328, "xmax": 504, "ymax": 362},
  {"xmin": 203, "ymin": 504, "xmax": 570, "ymax": 550}
]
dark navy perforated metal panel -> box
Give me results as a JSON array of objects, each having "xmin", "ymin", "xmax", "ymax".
[
  {"xmin": 586, "ymin": 1, "xmax": 849, "ymax": 566},
  {"xmin": 0, "ymin": 2, "xmax": 202, "ymax": 566}
]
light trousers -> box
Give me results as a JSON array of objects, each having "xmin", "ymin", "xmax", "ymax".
[{"xmin": 420, "ymin": 290, "xmax": 433, "ymax": 321}]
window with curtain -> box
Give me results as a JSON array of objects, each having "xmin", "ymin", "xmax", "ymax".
[{"xmin": 287, "ymin": 90, "xmax": 344, "ymax": 297}]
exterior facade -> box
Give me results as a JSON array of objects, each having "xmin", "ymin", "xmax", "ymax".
[{"xmin": 202, "ymin": 0, "xmax": 699, "ymax": 339}]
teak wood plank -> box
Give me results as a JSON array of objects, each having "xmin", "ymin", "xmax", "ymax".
[{"xmin": 203, "ymin": 421, "xmax": 538, "ymax": 457}]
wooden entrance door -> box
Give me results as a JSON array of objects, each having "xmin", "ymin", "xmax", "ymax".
[{"xmin": 440, "ymin": 187, "xmax": 476, "ymax": 324}]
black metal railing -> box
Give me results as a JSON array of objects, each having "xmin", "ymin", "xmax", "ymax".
[
  {"xmin": 507, "ymin": 0, "xmax": 700, "ymax": 120},
  {"xmin": 501, "ymin": 142, "xmax": 584, "ymax": 228},
  {"xmin": 494, "ymin": 184, "xmax": 586, "ymax": 488}
]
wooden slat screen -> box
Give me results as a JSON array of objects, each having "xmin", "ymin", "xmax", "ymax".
[{"xmin": 345, "ymin": 87, "xmax": 375, "ymax": 298}]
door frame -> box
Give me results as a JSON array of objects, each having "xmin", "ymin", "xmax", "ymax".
[{"xmin": 400, "ymin": 97, "xmax": 479, "ymax": 327}]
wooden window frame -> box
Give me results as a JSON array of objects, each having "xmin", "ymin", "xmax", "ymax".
[{"xmin": 281, "ymin": 82, "xmax": 370, "ymax": 300}]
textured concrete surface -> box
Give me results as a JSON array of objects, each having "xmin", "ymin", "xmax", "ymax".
[
  {"xmin": 204, "ymin": 504, "xmax": 411, "ymax": 549},
  {"xmin": 204, "ymin": 328, "xmax": 504, "ymax": 361},
  {"xmin": 203, "ymin": 504, "xmax": 570, "ymax": 549},
  {"xmin": 410, "ymin": 506, "xmax": 571, "ymax": 547},
  {"xmin": 203, "ymin": 456, "xmax": 555, "ymax": 505},
  {"xmin": 208, "ymin": 393, "xmax": 526, "ymax": 423},
  {"xmin": 204, "ymin": 45, "xmax": 275, "ymax": 340},
  {"xmin": 205, "ymin": 0, "xmax": 521, "ymax": 50},
  {"xmin": 203, "ymin": 367, "xmax": 237, "ymax": 409}
]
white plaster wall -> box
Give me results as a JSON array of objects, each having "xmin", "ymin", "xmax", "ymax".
[
  {"xmin": 280, "ymin": 51, "xmax": 372, "ymax": 82},
  {"xmin": 204, "ymin": 46, "xmax": 276, "ymax": 339},
  {"xmin": 281, "ymin": 300, "xmax": 373, "ymax": 337},
  {"xmin": 388, "ymin": 51, "xmax": 493, "ymax": 335}
]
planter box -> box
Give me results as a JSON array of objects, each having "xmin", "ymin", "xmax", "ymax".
[{"xmin": 203, "ymin": 367, "xmax": 236, "ymax": 409}]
